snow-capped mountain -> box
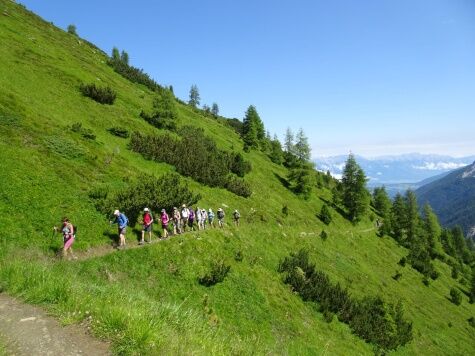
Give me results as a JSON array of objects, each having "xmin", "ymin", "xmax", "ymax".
[{"xmin": 315, "ymin": 153, "xmax": 475, "ymax": 185}]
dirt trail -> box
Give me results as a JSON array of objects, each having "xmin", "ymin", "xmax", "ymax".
[{"xmin": 0, "ymin": 294, "xmax": 110, "ymax": 356}]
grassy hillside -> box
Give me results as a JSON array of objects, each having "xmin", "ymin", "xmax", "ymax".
[{"xmin": 0, "ymin": 1, "xmax": 474, "ymax": 355}]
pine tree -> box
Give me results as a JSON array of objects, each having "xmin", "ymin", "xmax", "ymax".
[
  {"xmin": 404, "ymin": 190, "xmax": 420, "ymax": 246},
  {"xmin": 211, "ymin": 103, "xmax": 219, "ymax": 117},
  {"xmin": 294, "ymin": 128, "xmax": 311, "ymax": 163},
  {"xmin": 422, "ymin": 203, "xmax": 441, "ymax": 258},
  {"xmin": 111, "ymin": 47, "xmax": 120, "ymax": 61},
  {"xmin": 391, "ymin": 193, "xmax": 406, "ymax": 242},
  {"xmin": 189, "ymin": 84, "xmax": 200, "ymax": 107},
  {"xmin": 319, "ymin": 204, "xmax": 332, "ymax": 225},
  {"xmin": 341, "ymin": 154, "xmax": 369, "ymax": 222},
  {"xmin": 284, "ymin": 127, "xmax": 294, "ymax": 154},
  {"xmin": 67, "ymin": 24, "xmax": 77, "ymax": 36},
  {"xmin": 120, "ymin": 50, "xmax": 129, "ymax": 65},
  {"xmin": 470, "ymin": 265, "xmax": 475, "ymax": 303},
  {"xmin": 372, "ymin": 186, "xmax": 392, "ymax": 235},
  {"xmin": 288, "ymin": 165, "xmax": 314, "ymax": 200},
  {"xmin": 242, "ymin": 105, "xmax": 263, "ymax": 150},
  {"xmin": 440, "ymin": 229, "xmax": 456, "ymax": 257},
  {"xmin": 269, "ymin": 135, "xmax": 284, "ymax": 164}
]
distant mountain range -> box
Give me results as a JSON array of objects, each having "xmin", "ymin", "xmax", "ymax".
[
  {"xmin": 315, "ymin": 153, "xmax": 475, "ymax": 196},
  {"xmin": 416, "ymin": 161, "xmax": 475, "ymax": 238}
]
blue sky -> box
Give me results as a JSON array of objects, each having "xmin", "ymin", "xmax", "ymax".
[{"xmin": 19, "ymin": 0, "xmax": 475, "ymax": 157}]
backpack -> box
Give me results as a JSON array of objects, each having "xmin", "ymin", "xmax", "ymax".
[
  {"xmin": 233, "ymin": 211, "xmax": 240, "ymax": 219},
  {"xmin": 217, "ymin": 210, "xmax": 224, "ymax": 219}
]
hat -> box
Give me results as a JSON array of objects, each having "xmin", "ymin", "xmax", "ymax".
[
  {"xmin": 161, "ymin": 209, "xmax": 165, "ymax": 213},
  {"xmin": 173, "ymin": 207, "xmax": 177, "ymax": 210},
  {"xmin": 208, "ymin": 208, "xmax": 212, "ymax": 212},
  {"xmin": 113, "ymin": 209, "xmax": 120, "ymax": 215},
  {"xmin": 144, "ymin": 207, "xmax": 149, "ymax": 212},
  {"xmin": 182, "ymin": 204, "xmax": 186, "ymax": 208},
  {"xmin": 218, "ymin": 208, "xmax": 222, "ymax": 211}
]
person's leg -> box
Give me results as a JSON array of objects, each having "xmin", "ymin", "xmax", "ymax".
[{"xmin": 140, "ymin": 229, "xmax": 145, "ymax": 244}]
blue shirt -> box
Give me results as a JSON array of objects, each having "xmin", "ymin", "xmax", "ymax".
[{"xmin": 114, "ymin": 213, "xmax": 128, "ymax": 229}]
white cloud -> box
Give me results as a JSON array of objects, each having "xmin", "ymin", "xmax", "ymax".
[{"xmin": 412, "ymin": 162, "xmax": 468, "ymax": 171}]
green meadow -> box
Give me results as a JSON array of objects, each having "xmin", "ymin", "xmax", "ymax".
[{"xmin": 0, "ymin": 1, "xmax": 474, "ymax": 354}]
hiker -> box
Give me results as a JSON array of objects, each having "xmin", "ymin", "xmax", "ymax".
[
  {"xmin": 217, "ymin": 208, "xmax": 225, "ymax": 228},
  {"xmin": 208, "ymin": 208, "xmax": 215, "ymax": 228},
  {"xmin": 196, "ymin": 206, "xmax": 203, "ymax": 230},
  {"xmin": 160, "ymin": 209, "xmax": 170, "ymax": 239},
  {"xmin": 172, "ymin": 207, "xmax": 181, "ymax": 235},
  {"xmin": 110, "ymin": 209, "xmax": 128, "ymax": 249},
  {"xmin": 233, "ymin": 209, "xmax": 240, "ymax": 227},
  {"xmin": 201, "ymin": 209, "xmax": 208, "ymax": 229},
  {"xmin": 58, "ymin": 217, "xmax": 76, "ymax": 259},
  {"xmin": 140, "ymin": 207, "xmax": 153, "ymax": 245},
  {"xmin": 188, "ymin": 207, "xmax": 195, "ymax": 231},
  {"xmin": 181, "ymin": 204, "xmax": 189, "ymax": 232}
]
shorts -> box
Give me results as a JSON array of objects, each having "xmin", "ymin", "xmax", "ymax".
[
  {"xmin": 188, "ymin": 219, "xmax": 194, "ymax": 227},
  {"xmin": 143, "ymin": 224, "xmax": 152, "ymax": 232},
  {"xmin": 118, "ymin": 227, "xmax": 127, "ymax": 235},
  {"xmin": 162, "ymin": 224, "xmax": 168, "ymax": 230}
]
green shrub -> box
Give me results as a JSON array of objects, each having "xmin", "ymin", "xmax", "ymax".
[
  {"xmin": 278, "ymin": 249, "xmax": 413, "ymax": 352},
  {"xmin": 450, "ymin": 288, "xmax": 462, "ymax": 306},
  {"xmin": 468, "ymin": 317, "xmax": 475, "ymax": 328},
  {"xmin": 70, "ymin": 122, "xmax": 96, "ymax": 140},
  {"xmin": 320, "ymin": 230, "xmax": 328, "ymax": 241},
  {"xmin": 130, "ymin": 130, "xmax": 252, "ymax": 197},
  {"xmin": 319, "ymin": 204, "xmax": 332, "ymax": 225},
  {"xmin": 282, "ymin": 205, "xmax": 289, "ymax": 217},
  {"xmin": 108, "ymin": 56, "xmax": 162, "ymax": 93},
  {"xmin": 398, "ymin": 257, "xmax": 407, "ymax": 267},
  {"xmin": 234, "ymin": 251, "xmax": 243, "ymax": 262},
  {"xmin": 92, "ymin": 172, "xmax": 200, "ymax": 226},
  {"xmin": 225, "ymin": 176, "xmax": 252, "ymax": 198},
  {"xmin": 393, "ymin": 271, "xmax": 402, "ymax": 281},
  {"xmin": 229, "ymin": 152, "xmax": 252, "ymax": 177},
  {"xmin": 107, "ymin": 127, "xmax": 129, "ymax": 138},
  {"xmin": 199, "ymin": 260, "xmax": 230, "ymax": 287},
  {"xmin": 79, "ymin": 83, "xmax": 116, "ymax": 104}
]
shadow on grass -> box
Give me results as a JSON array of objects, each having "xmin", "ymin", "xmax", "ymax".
[
  {"xmin": 319, "ymin": 197, "xmax": 349, "ymax": 221},
  {"xmin": 273, "ymin": 172, "xmax": 290, "ymax": 190}
]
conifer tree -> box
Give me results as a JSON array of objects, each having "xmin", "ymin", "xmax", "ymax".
[
  {"xmin": 470, "ymin": 266, "xmax": 475, "ymax": 303},
  {"xmin": 404, "ymin": 190, "xmax": 420, "ymax": 246},
  {"xmin": 67, "ymin": 24, "xmax": 77, "ymax": 36},
  {"xmin": 391, "ymin": 193, "xmax": 406, "ymax": 242},
  {"xmin": 120, "ymin": 50, "xmax": 129, "ymax": 65},
  {"xmin": 319, "ymin": 204, "xmax": 332, "ymax": 225},
  {"xmin": 294, "ymin": 128, "xmax": 311, "ymax": 163},
  {"xmin": 242, "ymin": 105, "xmax": 264, "ymax": 150},
  {"xmin": 341, "ymin": 153, "xmax": 369, "ymax": 222},
  {"xmin": 284, "ymin": 127, "xmax": 294, "ymax": 154},
  {"xmin": 440, "ymin": 229, "xmax": 456, "ymax": 257},
  {"xmin": 288, "ymin": 164, "xmax": 315, "ymax": 200},
  {"xmin": 269, "ymin": 134, "xmax": 284, "ymax": 164},
  {"xmin": 422, "ymin": 203, "xmax": 441, "ymax": 258},
  {"xmin": 211, "ymin": 102, "xmax": 219, "ymax": 117},
  {"xmin": 111, "ymin": 47, "xmax": 120, "ymax": 61},
  {"xmin": 372, "ymin": 186, "xmax": 392, "ymax": 235},
  {"xmin": 189, "ymin": 84, "xmax": 200, "ymax": 107}
]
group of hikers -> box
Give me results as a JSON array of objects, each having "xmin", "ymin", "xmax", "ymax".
[{"xmin": 55, "ymin": 205, "xmax": 241, "ymax": 257}]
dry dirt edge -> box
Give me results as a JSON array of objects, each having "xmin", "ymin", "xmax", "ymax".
[{"xmin": 0, "ymin": 294, "xmax": 110, "ymax": 356}]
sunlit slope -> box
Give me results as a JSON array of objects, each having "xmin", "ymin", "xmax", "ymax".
[{"xmin": 0, "ymin": 1, "xmax": 474, "ymax": 355}]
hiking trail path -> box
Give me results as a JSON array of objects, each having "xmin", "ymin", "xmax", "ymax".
[{"xmin": 0, "ymin": 294, "xmax": 110, "ymax": 356}]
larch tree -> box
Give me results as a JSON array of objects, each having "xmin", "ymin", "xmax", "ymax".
[
  {"xmin": 189, "ymin": 84, "xmax": 200, "ymax": 107},
  {"xmin": 341, "ymin": 153, "xmax": 369, "ymax": 222}
]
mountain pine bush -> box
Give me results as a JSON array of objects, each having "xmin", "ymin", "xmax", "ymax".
[{"xmin": 79, "ymin": 83, "xmax": 116, "ymax": 104}]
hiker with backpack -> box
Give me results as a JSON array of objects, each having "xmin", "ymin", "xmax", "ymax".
[
  {"xmin": 217, "ymin": 208, "xmax": 225, "ymax": 228},
  {"xmin": 233, "ymin": 209, "xmax": 241, "ymax": 227},
  {"xmin": 55, "ymin": 217, "xmax": 76, "ymax": 260},
  {"xmin": 201, "ymin": 209, "xmax": 208, "ymax": 229},
  {"xmin": 181, "ymin": 204, "xmax": 189, "ymax": 232},
  {"xmin": 140, "ymin": 207, "xmax": 154, "ymax": 245},
  {"xmin": 188, "ymin": 207, "xmax": 195, "ymax": 231},
  {"xmin": 208, "ymin": 208, "xmax": 215, "ymax": 228},
  {"xmin": 160, "ymin": 209, "xmax": 170, "ymax": 239},
  {"xmin": 196, "ymin": 206, "xmax": 203, "ymax": 230},
  {"xmin": 172, "ymin": 207, "xmax": 181, "ymax": 235},
  {"xmin": 110, "ymin": 209, "xmax": 128, "ymax": 249}
]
